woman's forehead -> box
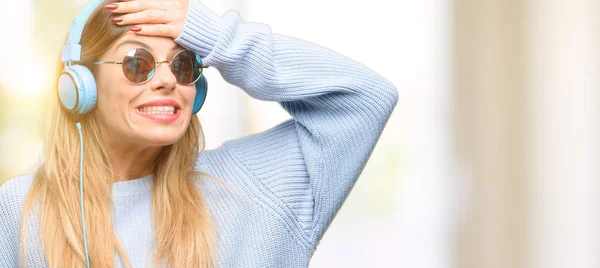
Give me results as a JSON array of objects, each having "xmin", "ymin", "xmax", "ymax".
[{"xmin": 111, "ymin": 33, "xmax": 183, "ymax": 55}]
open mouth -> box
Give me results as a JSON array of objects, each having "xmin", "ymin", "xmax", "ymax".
[{"xmin": 136, "ymin": 105, "xmax": 179, "ymax": 115}]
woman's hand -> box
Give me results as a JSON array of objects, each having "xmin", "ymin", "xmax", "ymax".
[{"xmin": 105, "ymin": 0, "xmax": 189, "ymax": 39}]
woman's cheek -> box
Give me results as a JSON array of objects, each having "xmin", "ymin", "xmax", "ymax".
[{"xmin": 185, "ymin": 86, "xmax": 197, "ymax": 112}]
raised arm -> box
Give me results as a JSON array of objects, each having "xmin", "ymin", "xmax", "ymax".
[{"xmin": 175, "ymin": 0, "xmax": 398, "ymax": 249}]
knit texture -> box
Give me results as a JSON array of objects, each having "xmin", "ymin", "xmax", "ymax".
[{"xmin": 0, "ymin": 1, "xmax": 398, "ymax": 267}]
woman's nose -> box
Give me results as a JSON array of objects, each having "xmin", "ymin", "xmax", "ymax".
[{"xmin": 150, "ymin": 62, "xmax": 177, "ymax": 91}]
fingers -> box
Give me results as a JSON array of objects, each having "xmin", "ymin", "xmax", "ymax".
[
  {"xmin": 106, "ymin": 0, "xmax": 187, "ymax": 38},
  {"xmin": 114, "ymin": 9, "xmax": 173, "ymax": 25},
  {"xmin": 130, "ymin": 24, "xmax": 180, "ymax": 39},
  {"xmin": 107, "ymin": 1, "xmax": 173, "ymax": 14}
]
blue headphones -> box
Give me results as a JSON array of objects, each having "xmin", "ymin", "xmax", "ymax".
[{"xmin": 58, "ymin": 0, "xmax": 208, "ymax": 115}]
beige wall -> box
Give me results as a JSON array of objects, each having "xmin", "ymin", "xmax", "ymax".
[
  {"xmin": 525, "ymin": 1, "xmax": 600, "ymax": 267},
  {"xmin": 453, "ymin": 0, "xmax": 600, "ymax": 268},
  {"xmin": 453, "ymin": 1, "xmax": 526, "ymax": 267}
]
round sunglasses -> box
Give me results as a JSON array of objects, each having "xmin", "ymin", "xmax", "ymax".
[{"xmin": 94, "ymin": 48, "xmax": 208, "ymax": 85}]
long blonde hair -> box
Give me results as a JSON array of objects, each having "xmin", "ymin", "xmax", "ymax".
[{"xmin": 19, "ymin": 1, "xmax": 218, "ymax": 267}]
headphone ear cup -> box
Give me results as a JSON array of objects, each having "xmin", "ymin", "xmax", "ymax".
[
  {"xmin": 57, "ymin": 65, "xmax": 97, "ymax": 114},
  {"xmin": 192, "ymin": 74, "xmax": 207, "ymax": 114}
]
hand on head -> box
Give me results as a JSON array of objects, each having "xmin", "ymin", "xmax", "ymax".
[{"xmin": 105, "ymin": 0, "xmax": 189, "ymax": 39}]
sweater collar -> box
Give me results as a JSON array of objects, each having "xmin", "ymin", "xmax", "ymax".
[{"xmin": 112, "ymin": 174, "xmax": 153, "ymax": 199}]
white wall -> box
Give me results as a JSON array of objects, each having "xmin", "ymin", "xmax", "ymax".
[{"xmin": 525, "ymin": 1, "xmax": 600, "ymax": 267}]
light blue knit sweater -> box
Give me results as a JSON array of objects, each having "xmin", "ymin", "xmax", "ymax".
[{"xmin": 0, "ymin": 1, "xmax": 398, "ymax": 267}]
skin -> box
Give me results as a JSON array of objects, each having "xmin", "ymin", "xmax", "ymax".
[
  {"xmin": 108, "ymin": 0, "xmax": 188, "ymax": 38},
  {"xmin": 95, "ymin": 33, "xmax": 196, "ymax": 182},
  {"xmin": 97, "ymin": 0, "xmax": 191, "ymax": 181}
]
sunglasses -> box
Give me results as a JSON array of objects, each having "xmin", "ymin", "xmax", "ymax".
[{"xmin": 94, "ymin": 48, "xmax": 208, "ymax": 85}]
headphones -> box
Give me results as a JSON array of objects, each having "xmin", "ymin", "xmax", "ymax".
[{"xmin": 58, "ymin": 0, "xmax": 208, "ymax": 115}]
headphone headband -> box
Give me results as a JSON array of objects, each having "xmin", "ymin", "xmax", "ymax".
[{"xmin": 62, "ymin": 0, "xmax": 105, "ymax": 63}]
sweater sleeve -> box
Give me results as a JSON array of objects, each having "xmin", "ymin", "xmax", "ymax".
[{"xmin": 175, "ymin": 0, "xmax": 398, "ymax": 249}]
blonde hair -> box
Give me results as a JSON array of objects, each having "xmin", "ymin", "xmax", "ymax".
[{"xmin": 19, "ymin": 1, "xmax": 220, "ymax": 267}]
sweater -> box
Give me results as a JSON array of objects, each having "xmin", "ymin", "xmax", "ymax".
[{"xmin": 0, "ymin": 1, "xmax": 398, "ymax": 267}]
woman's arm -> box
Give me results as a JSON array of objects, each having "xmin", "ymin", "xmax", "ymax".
[
  {"xmin": 112, "ymin": 0, "xmax": 398, "ymax": 252},
  {"xmin": 177, "ymin": 0, "xmax": 398, "ymax": 250}
]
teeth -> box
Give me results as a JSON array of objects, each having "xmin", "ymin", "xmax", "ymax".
[{"xmin": 137, "ymin": 106, "xmax": 176, "ymax": 115}]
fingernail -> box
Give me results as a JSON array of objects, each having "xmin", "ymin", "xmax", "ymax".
[
  {"xmin": 105, "ymin": 4, "xmax": 118, "ymax": 10},
  {"xmin": 130, "ymin": 27, "xmax": 141, "ymax": 32},
  {"xmin": 111, "ymin": 17, "xmax": 123, "ymax": 23}
]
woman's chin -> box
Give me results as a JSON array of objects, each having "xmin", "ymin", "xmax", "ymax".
[
  {"xmin": 129, "ymin": 118, "xmax": 187, "ymax": 143},
  {"xmin": 133, "ymin": 128, "xmax": 184, "ymax": 146},
  {"xmin": 147, "ymin": 135, "xmax": 182, "ymax": 146}
]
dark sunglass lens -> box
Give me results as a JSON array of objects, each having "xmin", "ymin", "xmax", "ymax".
[
  {"xmin": 122, "ymin": 48, "xmax": 155, "ymax": 83},
  {"xmin": 172, "ymin": 51, "xmax": 202, "ymax": 85}
]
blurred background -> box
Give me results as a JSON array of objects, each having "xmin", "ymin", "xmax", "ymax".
[{"xmin": 1, "ymin": 0, "xmax": 599, "ymax": 267}]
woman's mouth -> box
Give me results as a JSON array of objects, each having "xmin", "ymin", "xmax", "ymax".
[
  {"xmin": 135, "ymin": 106, "xmax": 181, "ymax": 122},
  {"xmin": 136, "ymin": 105, "xmax": 177, "ymax": 115}
]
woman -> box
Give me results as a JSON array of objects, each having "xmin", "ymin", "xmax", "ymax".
[{"xmin": 0, "ymin": 0, "xmax": 398, "ymax": 267}]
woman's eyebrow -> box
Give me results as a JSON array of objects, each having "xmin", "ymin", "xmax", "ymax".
[
  {"xmin": 114, "ymin": 40, "xmax": 151, "ymax": 51},
  {"xmin": 170, "ymin": 44, "xmax": 184, "ymax": 52}
]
